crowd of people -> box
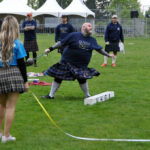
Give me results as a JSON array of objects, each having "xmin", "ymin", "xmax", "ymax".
[{"xmin": 0, "ymin": 13, "xmax": 124, "ymax": 143}]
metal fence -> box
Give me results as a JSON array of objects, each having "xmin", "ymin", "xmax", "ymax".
[
  {"xmin": 20, "ymin": 18, "xmax": 150, "ymax": 38},
  {"xmin": 95, "ymin": 18, "xmax": 150, "ymax": 38}
]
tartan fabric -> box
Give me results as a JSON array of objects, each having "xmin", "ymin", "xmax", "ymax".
[
  {"xmin": 24, "ymin": 39, "xmax": 39, "ymax": 52},
  {"xmin": 105, "ymin": 42, "xmax": 120, "ymax": 53},
  {"xmin": 0, "ymin": 66, "xmax": 25, "ymax": 94},
  {"xmin": 45, "ymin": 61, "xmax": 100, "ymax": 81}
]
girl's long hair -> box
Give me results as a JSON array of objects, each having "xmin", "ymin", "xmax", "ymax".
[{"xmin": 0, "ymin": 16, "xmax": 19, "ymax": 63}]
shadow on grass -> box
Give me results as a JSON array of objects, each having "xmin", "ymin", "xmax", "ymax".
[
  {"xmin": 57, "ymin": 95, "xmax": 84, "ymax": 101},
  {"xmin": 39, "ymin": 95, "xmax": 84, "ymax": 102}
]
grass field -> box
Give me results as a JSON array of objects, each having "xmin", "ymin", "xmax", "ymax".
[{"xmin": 0, "ymin": 34, "xmax": 150, "ymax": 150}]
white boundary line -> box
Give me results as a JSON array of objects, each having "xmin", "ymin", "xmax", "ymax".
[
  {"xmin": 66, "ymin": 133, "xmax": 150, "ymax": 142},
  {"xmin": 32, "ymin": 92, "xmax": 150, "ymax": 143}
]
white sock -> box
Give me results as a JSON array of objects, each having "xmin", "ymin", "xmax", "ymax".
[
  {"xmin": 49, "ymin": 81, "xmax": 61, "ymax": 97},
  {"xmin": 104, "ymin": 56, "xmax": 108, "ymax": 64},
  {"xmin": 112, "ymin": 55, "xmax": 117, "ymax": 64},
  {"xmin": 79, "ymin": 82, "xmax": 90, "ymax": 97}
]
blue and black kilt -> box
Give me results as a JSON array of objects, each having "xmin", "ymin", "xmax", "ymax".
[
  {"xmin": 105, "ymin": 42, "xmax": 120, "ymax": 53},
  {"xmin": 0, "ymin": 66, "xmax": 25, "ymax": 94},
  {"xmin": 44, "ymin": 61, "xmax": 100, "ymax": 81},
  {"xmin": 24, "ymin": 39, "xmax": 39, "ymax": 52}
]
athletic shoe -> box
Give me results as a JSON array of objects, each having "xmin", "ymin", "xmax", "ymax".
[
  {"xmin": 34, "ymin": 64, "xmax": 38, "ymax": 67},
  {"xmin": 112, "ymin": 63, "xmax": 116, "ymax": 67},
  {"xmin": 40, "ymin": 95, "xmax": 54, "ymax": 99},
  {"xmin": 86, "ymin": 96, "xmax": 91, "ymax": 98},
  {"xmin": 0, "ymin": 133, "xmax": 2, "ymax": 139},
  {"xmin": 101, "ymin": 63, "xmax": 107, "ymax": 67},
  {"xmin": 1, "ymin": 135, "xmax": 16, "ymax": 143},
  {"xmin": 25, "ymin": 61, "xmax": 32, "ymax": 67}
]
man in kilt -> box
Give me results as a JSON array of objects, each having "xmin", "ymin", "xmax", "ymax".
[
  {"xmin": 22, "ymin": 13, "xmax": 39, "ymax": 67},
  {"xmin": 55, "ymin": 15, "xmax": 74, "ymax": 54},
  {"xmin": 101, "ymin": 15, "xmax": 124, "ymax": 68},
  {"xmin": 41, "ymin": 23, "xmax": 114, "ymax": 99},
  {"xmin": 0, "ymin": 16, "xmax": 29, "ymax": 143}
]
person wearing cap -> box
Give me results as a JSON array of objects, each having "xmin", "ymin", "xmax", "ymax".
[
  {"xmin": 22, "ymin": 13, "xmax": 39, "ymax": 67},
  {"xmin": 55, "ymin": 15, "xmax": 74, "ymax": 54},
  {"xmin": 101, "ymin": 15, "xmax": 124, "ymax": 68}
]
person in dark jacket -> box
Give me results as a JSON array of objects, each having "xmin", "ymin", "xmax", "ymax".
[
  {"xmin": 22, "ymin": 13, "xmax": 39, "ymax": 67},
  {"xmin": 41, "ymin": 23, "xmax": 114, "ymax": 99},
  {"xmin": 55, "ymin": 15, "xmax": 74, "ymax": 54},
  {"xmin": 101, "ymin": 15, "xmax": 124, "ymax": 67}
]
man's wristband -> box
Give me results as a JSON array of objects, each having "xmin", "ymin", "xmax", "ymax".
[{"xmin": 49, "ymin": 47, "xmax": 54, "ymax": 51}]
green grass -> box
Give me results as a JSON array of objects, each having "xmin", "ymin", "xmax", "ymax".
[{"xmin": 0, "ymin": 34, "xmax": 150, "ymax": 150}]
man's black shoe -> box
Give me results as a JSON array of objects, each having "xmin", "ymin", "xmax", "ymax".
[{"xmin": 40, "ymin": 95, "xmax": 54, "ymax": 99}]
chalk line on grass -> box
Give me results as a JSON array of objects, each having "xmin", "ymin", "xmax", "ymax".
[{"xmin": 32, "ymin": 92, "xmax": 150, "ymax": 142}]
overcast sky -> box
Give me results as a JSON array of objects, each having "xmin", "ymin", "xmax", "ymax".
[
  {"xmin": 138, "ymin": 0, "xmax": 150, "ymax": 13},
  {"xmin": 21, "ymin": 0, "xmax": 28, "ymax": 4},
  {"xmin": 138, "ymin": 0, "xmax": 150, "ymax": 6}
]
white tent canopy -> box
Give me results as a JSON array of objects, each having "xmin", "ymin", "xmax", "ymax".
[
  {"xmin": 62, "ymin": 0, "xmax": 95, "ymax": 18},
  {"xmin": 34, "ymin": 0, "xmax": 63, "ymax": 17},
  {"xmin": 0, "ymin": 0, "xmax": 35, "ymax": 16},
  {"xmin": 20, "ymin": 0, "xmax": 28, "ymax": 5}
]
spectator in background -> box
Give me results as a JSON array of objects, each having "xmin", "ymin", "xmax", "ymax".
[
  {"xmin": 101, "ymin": 15, "xmax": 124, "ymax": 68},
  {"xmin": 0, "ymin": 16, "xmax": 29, "ymax": 143},
  {"xmin": 55, "ymin": 15, "xmax": 74, "ymax": 54},
  {"xmin": 22, "ymin": 13, "xmax": 39, "ymax": 67}
]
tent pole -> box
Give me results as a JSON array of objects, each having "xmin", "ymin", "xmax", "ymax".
[
  {"xmin": 58, "ymin": 12, "xmax": 60, "ymax": 24},
  {"xmin": 85, "ymin": 13, "xmax": 87, "ymax": 22}
]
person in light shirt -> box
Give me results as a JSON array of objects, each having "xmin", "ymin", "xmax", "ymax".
[{"xmin": 0, "ymin": 16, "xmax": 29, "ymax": 143}]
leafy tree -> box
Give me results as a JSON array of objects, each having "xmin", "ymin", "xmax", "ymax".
[
  {"xmin": 56, "ymin": 0, "xmax": 72, "ymax": 9},
  {"xmin": 27, "ymin": 0, "xmax": 72, "ymax": 9},
  {"xmin": 27, "ymin": 0, "xmax": 46, "ymax": 9},
  {"xmin": 28, "ymin": 0, "xmax": 38, "ymax": 9},
  {"xmin": 108, "ymin": 0, "xmax": 143, "ymax": 18},
  {"xmin": 85, "ymin": 0, "xmax": 96, "ymax": 9},
  {"xmin": 85, "ymin": 0, "xmax": 110, "ymax": 19},
  {"xmin": 145, "ymin": 7, "xmax": 150, "ymax": 18},
  {"xmin": 37, "ymin": 0, "xmax": 46, "ymax": 8}
]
